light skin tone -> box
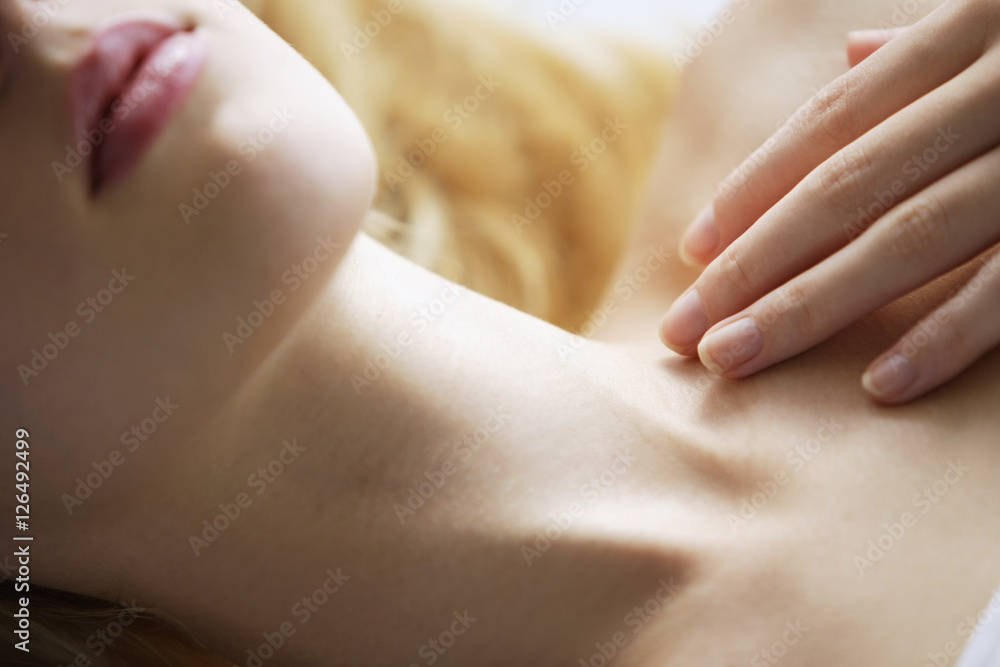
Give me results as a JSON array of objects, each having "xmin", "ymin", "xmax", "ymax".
[
  {"xmin": 2, "ymin": 0, "xmax": 1000, "ymax": 666},
  {"xmin": 660, "ymin": 0, "xmax": 1000, "ymax": 406}
]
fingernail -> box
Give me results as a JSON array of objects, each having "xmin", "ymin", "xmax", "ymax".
[
  {"xmin": 679, "ymin": 205, "xmax": 720, "ymax": 266},
  {"xmin": 862, "ymin": 354, "xmax": 917, "ymax": 400},
  {"xmin": 660, "ymin": 289, "xmax": 708, "ymax": 351},
  {"xmin": 698, "ymin": 317, "xmax": 763, "ymax": 375}
]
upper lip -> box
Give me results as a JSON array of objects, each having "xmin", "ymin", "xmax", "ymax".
[{"xmin": 69, "ymin": 15, "xmax": 187, "ymax": 174}]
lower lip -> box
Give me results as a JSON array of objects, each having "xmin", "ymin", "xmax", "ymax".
[{"xmin": 92, "ymin": 30, "xmax": 209, "ymax": 195}]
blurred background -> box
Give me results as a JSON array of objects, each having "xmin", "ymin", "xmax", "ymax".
[{"xmin": 477, "ymin": 0, "xmax": 728, "ymax": 47}]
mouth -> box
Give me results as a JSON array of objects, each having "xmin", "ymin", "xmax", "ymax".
[{"xmin": 69, "ymin": 15, "xmax": 209, "ymax": 196}]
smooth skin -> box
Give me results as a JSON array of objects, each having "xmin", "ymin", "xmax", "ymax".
[
  {"xmin": 660, "ymin": 0, "xmax": 1000, "ymax": 405},
  {"xmin": 4, "ymin": 0, "xmax": 1000, "ymax": 665}
]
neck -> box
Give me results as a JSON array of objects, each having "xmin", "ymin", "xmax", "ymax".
[{"xmin": 53, "ymin": 235, "xmax": 697, "ymax": 666}]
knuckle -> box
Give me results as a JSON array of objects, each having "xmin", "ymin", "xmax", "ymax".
[
  {"xmin": 939, "ymin": 316, "xmax": 972, "ymax": 361},
  {"xmin": 717, "ymin": 244, "xmax": 760, "ymax": 300},
  {"xmin": 888, "ymin": 196, "xmax": 953, "ymax": 263},
  {"xmin": 800, "ymin": 75, "xmax": 858, "ymax": 145},
  {"xmin": 814, "ymin": 143, "xmax": 875, "ymax": 206}
]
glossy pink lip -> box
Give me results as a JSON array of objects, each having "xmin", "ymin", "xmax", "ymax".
[{"xmin": 69, "ymin": 17, "xmax": 209, "ymax": 195}]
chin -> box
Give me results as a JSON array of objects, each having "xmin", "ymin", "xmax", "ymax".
[{"xmin": 187, "ymin": 30, "xmax": 376, "ymax": 253}]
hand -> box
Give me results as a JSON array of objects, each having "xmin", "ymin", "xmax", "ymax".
[{"xmin": 658, "ymin": 0, "xmax": 1000, "ymax": 405}]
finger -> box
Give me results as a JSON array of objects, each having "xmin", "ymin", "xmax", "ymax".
[
  {"xmin": 692, "ymin": 143, "xmax": 1000, "ymax": 377},
  {"xmin": 863, "ymin": 248, "xmax": 1000, "ymax": 404},
  {"xmin": 847, "ymin": 27, "xmax": 911, "ymax": 67},
  {"xmin": 662, "ymin": 46, "xmax": 1000, "ymax": 354},
  {"xmin": 678, "ymin": 1, "xmax": 989, "ymax": 266}
]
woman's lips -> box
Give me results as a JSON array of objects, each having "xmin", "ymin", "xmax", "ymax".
[{"xmin": 69, "ymin": 18, "xmax": 209, "ymax": 195}]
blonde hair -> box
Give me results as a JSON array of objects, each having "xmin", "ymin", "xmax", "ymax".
[
  {"xmin": 2, "ymin": 0, "xmax": 674, "ymax": 663},
  {"xmin": 258, "ymin": 0, "xmax": 674, "ymax": 329},
  {"xmin": 0, "ymin": 581, "xmax": 230, "ymax": 666}
]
